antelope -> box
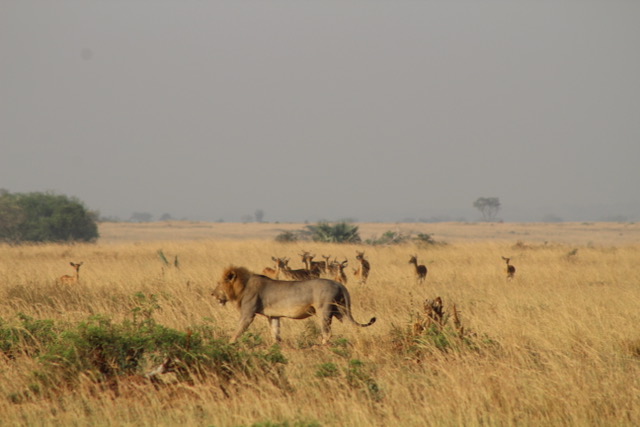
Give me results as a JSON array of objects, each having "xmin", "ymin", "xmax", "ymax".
[
  {"xmin": 274, "ymin": 257, "xmax": 315, "ymax": 280},
  {"xmin": 326, "ymin": 256, "xmax": 340, "ymax": 277},
  {"xmin": 300, "ymin": 251, "xmax": 326, "ymax": 275},
  {"xmin": 334, "ymin": 259, "xmax": 348, "ymax": 284},
  {"xmin": 409, "ymin": 255, "xmax": 428, "ymax": 284},
  {"xmin": 58, "ymin": 262, "xmax": 83, "ymax": 284},
  {"xmin": 354, "ymin": 251, "xmax": 370, "ymax": 284},
  {"xmin": 262, "ymin": 257, "xmax": 280, "ymax": 279},
  {"xmin": 322, "ymin": 255, "xmax": 333, "ymax": 273},
  {"xmin": 502, "ymin": 256, "xmax": 516, "ymax": 279}
]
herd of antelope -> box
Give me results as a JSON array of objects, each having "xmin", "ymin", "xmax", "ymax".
[
  {"xmin": 262, "ymin": 251, "xmax": 363, "ymax": 285},
  {"xmin": 261, "ymin": 250, "xmax": 515, "ymax": 284},
  {"xmin": 54, "ymin": 252, "xmax": 516, "ymax": 286}
]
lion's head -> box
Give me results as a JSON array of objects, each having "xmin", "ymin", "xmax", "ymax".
[{"xmin": 212, "ymin": 266, "xmax": 252, "ymax": 306}]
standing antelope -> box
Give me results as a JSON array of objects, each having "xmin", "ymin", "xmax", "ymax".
[
  {"xmin": 58, "ymin": 262, "xmax": 83, "ymax": 284},
  {"xmin": 322, "ymin": 255, "xmax": 332, "ymax": 273},
  {"xmin": 502, "ymin": 256, "xmax": 516, "ymax": 279},
  {"xmin": 262, "ymin": 257, "xmax": 280, "ymax": 279},
  {"xmin": 409, "ymin": 255, "xmax": 428, "ymax": 284},
  {"xmin": 354, "ymin": 251, "xmax": 370, "ymax": 284},
  {"xmin": 326, "ymin": 256, "xmax": 340, "ymax": 277},
  {"xmin": 334, "ymin": 259, "xmax": 348, "ymax": 284},
  {"xmin": 300, "ymin": 251, "xmax": 326, "ymax": 276},
  {"xmin": 274, "ymin": 257, "xmax": 315, "ymax": 280}
]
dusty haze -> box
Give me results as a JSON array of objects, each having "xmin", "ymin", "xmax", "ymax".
[{"xmin": 2, "ymin": 1, "xmax": 639, "ymax": 223}]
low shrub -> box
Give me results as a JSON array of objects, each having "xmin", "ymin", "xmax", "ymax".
[
  {"xmin": 2, "ymin": 296, "xmax": 289, "ymax": 401},
  {"xmin": 314, "ymin": 358, "xmax": 382, "ymax": 402},
  {"xmin": 365, "ymin": 231, "xmax": 409, "ymax": 246},
  {"xmin": 392, "ymin": 296, "xmax": 497, "ymax": 360}
]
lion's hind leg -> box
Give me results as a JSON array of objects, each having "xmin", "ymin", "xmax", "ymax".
[
  {"xmin": 319, "ymin": 306, "xmax": 334, "ymax": 345},
  {"xmin": 268, "ymin": 317, "xmax": 282, "ymax": 342}
]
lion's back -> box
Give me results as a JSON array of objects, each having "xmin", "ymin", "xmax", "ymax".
[{"xmin": 257, "ymin": 277, "xmax": 343, "ymax": 304}]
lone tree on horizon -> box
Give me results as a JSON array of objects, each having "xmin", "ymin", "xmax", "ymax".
[
  {"xmin": 473, "ymin": 197, "xmax": 501, "ymax": 222},
  {"xmin": 255, "ymin": 209, "xmax": 265, "ymax": 223}
]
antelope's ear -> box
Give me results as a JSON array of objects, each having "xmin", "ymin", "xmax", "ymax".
[{"xmin": 69, "ymin": 262, "xmax": 75, "ymax": 267}]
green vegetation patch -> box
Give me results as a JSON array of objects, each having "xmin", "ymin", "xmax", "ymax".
[{"xmin": 1, "ymin": 296, "xmax": 289, "ymax": 403}]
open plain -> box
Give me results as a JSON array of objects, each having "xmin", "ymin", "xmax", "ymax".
[{"xmin": 1, "ymin": 221, "xmax": 639, "ymax": 426}]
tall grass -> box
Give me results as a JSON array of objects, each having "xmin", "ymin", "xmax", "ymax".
[{"xmin": 1, "ymin": 224, "xmax": 640, "ymax": 426}]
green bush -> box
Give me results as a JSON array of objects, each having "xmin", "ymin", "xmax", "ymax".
[
  {"xmin": 0, "ymin": 190, "xmax": 99, "ymax": 243},
  {"xmin": 275, "ymin": 231, "xmax": 299, "ymax": 242},
  {"xmin": 414, "ymin": 233, "xmax": 445, "ymax": 246},
  {"xmin": 314, "ymin": 359, "xmax": 382, "ymax": 402},
  {"xmin": 365, "ymin": 230, "xmax": 409, "ymax": 245},
  {"xmin": 250, "ymin": 421, "xmax": 321, "ymax": 427},
  {"xmin": 1, "ymin": 305, "xmax": 289, "ymax": 399},
  {"xmin": 315, "ymin": 362, "xmax": 339, "ymax": 378},
  {"xmin": 0, "ymin": 313, "xmax": 61, "ymax": 358},
  {"xmin": 345, "ymin": 359, "xmax": 382, "ymax": 401},
  {"xmin": 305, "ymin": 222, "xmax": 361, "ymax": 243}
]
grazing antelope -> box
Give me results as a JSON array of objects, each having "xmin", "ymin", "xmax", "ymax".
[
  {"xmin": 334, "ymin": 259, "xmax": 348, "ymax": 284},
  {"xmin": 300, "ymin": 251, "xmax": 326, "ymax": 275},
  {"xmin": 502, "ymin": 256, "xmax": 516, "ymax": 279},
  {"xmin": 409, "ymin": 255, "xmax": 428, "ymax": 284},
  {"xmin": 58, "ymin": 262, "xmax": 83, "ymax": 284},
  {"xmin": 274, "ymin": 257, "xmax": 316, "ymax": 280},
  {"xmin": 354, "ymin": 251, "xmax": 370, "ymax": 284}
]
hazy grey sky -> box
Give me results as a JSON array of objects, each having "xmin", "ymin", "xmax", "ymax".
[{"xmin": 2, "ymin": 1, "xmax": 639, "ymax": 222}]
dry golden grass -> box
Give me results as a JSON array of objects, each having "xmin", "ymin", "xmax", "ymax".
[{"xmin": 1, "ymin": 222, "xmax": 640, "ymax": 426}]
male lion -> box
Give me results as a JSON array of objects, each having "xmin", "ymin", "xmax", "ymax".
[{"xmin": 212, "ymin": 266, "xmax": 376, "ymax": 344}]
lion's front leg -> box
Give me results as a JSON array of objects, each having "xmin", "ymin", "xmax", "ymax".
[
  {"xmin": 268, "ymin": 317, "xmax": 282, "ymax": 342},
  {"xmin": 231, "ymin": 313, "xmax": 256, "ymax": 343}
]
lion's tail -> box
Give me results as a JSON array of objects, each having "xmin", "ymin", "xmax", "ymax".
[
  {"xmin": 340, "ymin": 285, "xmax": 376, "ymax": 328},
  {"xmin": 346, "ymin": 313, "xmax": 376, "ymax": 328},
  {"xmin": 357, "ymin": 317, "xmax": 377, "ymax": 327}
]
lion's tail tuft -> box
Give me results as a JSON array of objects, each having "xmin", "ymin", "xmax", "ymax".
[{"xmin": 354, "ymin": 317, "xmax": 376, "ymax": 328}]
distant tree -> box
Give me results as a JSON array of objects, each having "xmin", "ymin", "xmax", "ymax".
[
  {"xmin": 255, "ymin": 209, "xmax": 265, "ymax": 223},
  {"xmin": 305, "ymin": 221, "xmax": 361, "ymax": 243},
  {"xmin": 0, "ymin": 191, "xmax": 99, "ymax": 243},
  {"xmin": 0, "ymin": 190, "xmax": 26, "ymax": 243},
  {"xmin": 159, "ymin": 213, "xmax": 173, "ymax": 221},
  {"xmin": 473, "ymin": 197, "xmax": 501, "ymax": 222},
  {"xmin": 541, "ymin": 214, "xmax": 563, "ymax": 223},
  {"xmin": 130, "ymin": 212, "xmax": 153, "ymax": 222}
]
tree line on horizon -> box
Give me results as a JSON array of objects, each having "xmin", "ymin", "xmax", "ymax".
[{"xmin": 8, "ymin": 189, "xmax": 626, "ymax": 245}]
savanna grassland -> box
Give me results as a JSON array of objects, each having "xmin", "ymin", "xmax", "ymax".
[{"xmin": 1, "ymin": 222, "xmax": 640, "ymax": 427}]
